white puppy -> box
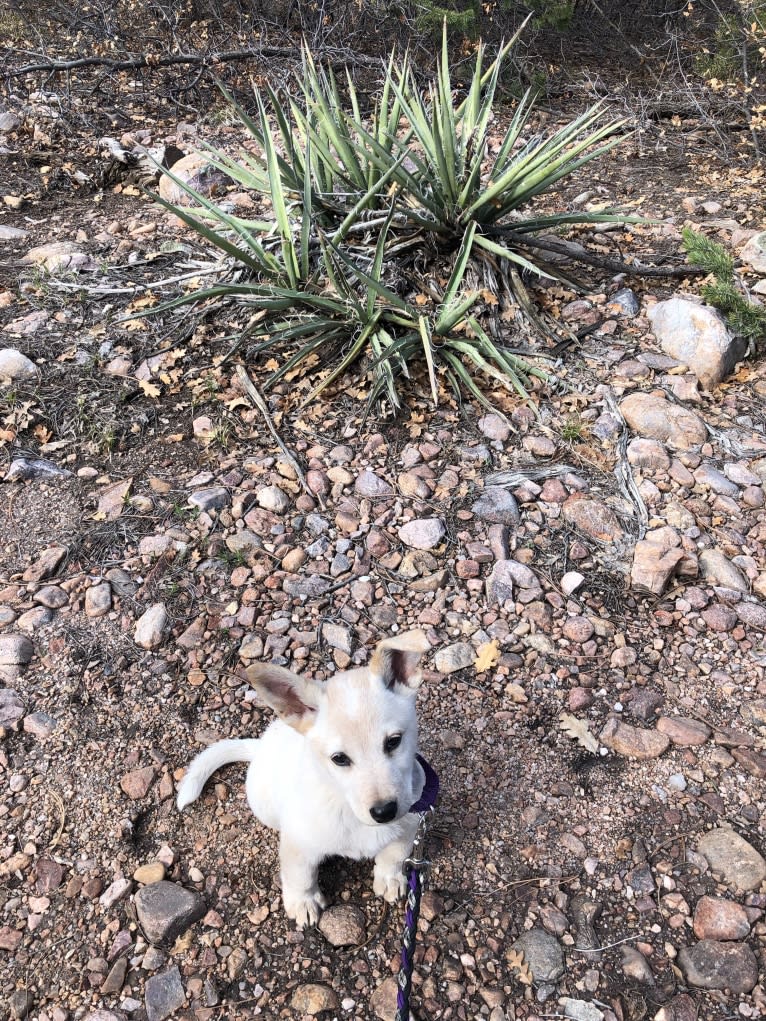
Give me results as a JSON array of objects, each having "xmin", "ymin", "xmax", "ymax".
[{"xmin": 177, "ymin": 630, "xmax": 430, "ymax": 927}]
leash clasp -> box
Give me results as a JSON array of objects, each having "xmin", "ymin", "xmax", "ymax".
[{"xmin": 404, "ymin": 808, "xmax": 434, "ymax": 872}]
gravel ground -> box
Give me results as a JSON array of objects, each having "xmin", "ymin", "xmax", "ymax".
[{"xmin": 0, "ymin": 104, "xmax": 765, "ymax": 1021}]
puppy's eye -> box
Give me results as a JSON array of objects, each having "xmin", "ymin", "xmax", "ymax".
[
  {"xmin": 384, "ymin": 734, "xmax": 402, "ymax": 755},
  {"xmin": 331, "ymin": 752, "xmax": 352, "ymax": 767}
]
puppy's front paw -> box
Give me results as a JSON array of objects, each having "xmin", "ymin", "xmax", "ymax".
[
  {"xmin": 373, "ymin": 865, "xmax": 407, "ymax": 903},
  {"xmin": 283, "ymin": 888, "xmax": 327, "ymax": 928}
]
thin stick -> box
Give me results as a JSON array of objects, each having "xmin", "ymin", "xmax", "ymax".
[
  {"xmin": 234, "ymin": 365, "xmax": 323, "ymax": 509},
  {"xmin": 487, "ymin": 229, "xmax": 708, "ymax": 279}
]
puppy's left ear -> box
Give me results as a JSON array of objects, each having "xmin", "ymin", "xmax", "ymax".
[{"xmin": 370, "ymin": 630, "xmax": 429, "ymax": 692}]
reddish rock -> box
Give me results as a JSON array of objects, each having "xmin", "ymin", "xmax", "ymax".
[
  {"xmin": 731, "ymin": 747, "xmax": 766, "ymax": 778},
  {"xmin": 656, "ymin": 716, "xmax": 711, "ymax": 746},
  {"xmin": 562, "ymin": 616, "xmax": 595, "ymax": 643},
  {"xmin": 693, "ymin": 896, "xmax": 750, "ymax": 941},
  {"xmin": 600, "ymin": 718, "xmax": 670, "ymax": 760},
  {"xmin": 562, "ymin": 496, "xmax": 624, "ymax": 541},
  {"xmin": 120, "ymin": 766, "xmax": 156, "ymax": 799}
]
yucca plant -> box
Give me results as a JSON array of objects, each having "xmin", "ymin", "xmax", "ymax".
[{"xmin": 142, "ymin": 24, "xmax": 636, "ymax": 418}]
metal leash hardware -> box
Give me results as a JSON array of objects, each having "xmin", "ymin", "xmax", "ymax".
[{"xmin": 394, "ymin": 807, "xmax": 434, "ymax": 1021}]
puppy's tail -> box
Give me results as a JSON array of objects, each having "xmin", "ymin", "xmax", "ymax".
[{"xmin": 176, "ymin": 739, "xmax": 260, "ymax": 811}]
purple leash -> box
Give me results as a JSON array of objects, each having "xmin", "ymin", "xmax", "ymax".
[{"xmin": 394, "ymin": 754, "xmax": 439, "ymax": 1021}]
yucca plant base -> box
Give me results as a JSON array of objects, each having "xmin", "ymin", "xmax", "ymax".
[{"xmin": 147, "ymin": 24, "xmax": 634, "ymax": 418}]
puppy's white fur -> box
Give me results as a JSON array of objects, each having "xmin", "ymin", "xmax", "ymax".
[{"xmin": 177, "ymin": 631, "xmax": 429, "ymax": 927}]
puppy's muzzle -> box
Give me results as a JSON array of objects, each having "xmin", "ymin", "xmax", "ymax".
[{"xmin": 370, "ymin": 800, "xmax": 398, "ymax": 824}]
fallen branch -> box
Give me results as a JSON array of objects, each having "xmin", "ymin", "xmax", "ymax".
[
  {"xmin": 234, "ymin": 364, "xmax": 323, "ymax": 510},
  {"xmin": 6, "ymin": 45, "xmax": 382, "ymax": 77},
  {"xmin": 487, "ymin": 229, "xmax": 707, "ymax": 279}
]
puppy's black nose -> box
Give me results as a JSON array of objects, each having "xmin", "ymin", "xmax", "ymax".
[{"xmin": 370, "ymin": 800, "xmax": 398, "ymax": 824}]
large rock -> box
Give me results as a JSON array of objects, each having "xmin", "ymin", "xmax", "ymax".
[
  {"xmin": 693, "ymin": 896, "xmax": 750, "ymax": 941},
  {"xmin": 134, "ymin": 603, "xmax": 167, "ymax": 649},
  {"xmin": 509, "ymin": 928, "xmax": 564, "ymax": 983},
  {"xmin": 600, "ymin": 718, "xmax": 670, "ymax": 760},
  {"xmin": 562, "ymin": 497, "xmax": 624, "ymax": 542},
  {"xmin": 471, "ymin": 487, "xmax": 519, "ymax": 525},
  {"xmin": 134, "ymin": 881, "xmax": 205, "ymax": 944},
  {"xmin": 318, "ymin": 904, "xmax": 366, "ymax": 947},
  {"xmin": 398, "ymin": 517, "xmax": 445, "ymax": 550},
  {"xmin": 677, "ymin": 941, "xmax": 758, "ymax": 993},
  {"xmin": 619, "ymin": 393, "xmax": 707, "ymax": 450},
  {"xmin": 698, "ymin": 549, "xmax": 749, "ymax": 592},
  {"xmin": 144, "ymin": 965, "xmax": 186, "ymax": 1021},
  {"xmin": 631, "ymin": 528, "xmax": 687, "ymax": 596},
  {"xmin": 486, "ymin": 560, "xmax": 542, "ymax": 604},
  {"xmin": 0, "ymin": 348, "xmax": 37, "ymax": 380},
  {"xmin": 158, "ymin": 153, "xmax": 232, "ymax": 206},
  {"xmin": 697, "ymin": 827, "xmax": 766, "ymax": 892},
  {"xmin": 290, "ymin": 983, "xmax": 339, "ymax": 1015},
  {"xmin": 741, "ymin": 230, "xmax": 766, "ymax": 273},
  {"xmin": 434, "ymin": 642, "xmax": 474, "ymax": 674},
  {"xmin": 21, "ymin": 241, "xmax": 95, "ymax": 273},
  {"xmin": 648, "ymin": 298, "xmax": 746, "ymax": 389}
]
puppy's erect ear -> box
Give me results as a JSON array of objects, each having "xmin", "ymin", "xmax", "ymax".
[
  {"xmin": 369, "ymin": 630, "xmax": 429, "ymax": 692},
  {"xmin": 245, "ymin": 663, "xmax": 321, "ymax": 733}
]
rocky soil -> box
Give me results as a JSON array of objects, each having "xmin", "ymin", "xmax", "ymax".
[{"xmin": 0, "ymin": 87, "xmax": 765, "ymax": 1021}]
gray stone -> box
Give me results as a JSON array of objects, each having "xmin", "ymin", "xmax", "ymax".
[
  {"xmin": 318, "ymin": 904, "xmax": 366, "ymax": 946},
  {"xmin": 434, "ymin": 642, "xmax": 474, "ymax": 674},
  {"xmin": 620, "ymin": 945, "xmax": 655, "ymax": 984},
  {"xmin": 188, "ymin": 487, "xmax": 230, "ymax": 512},
  {"xmin": 282, "ymin": 574, "xmax": 331, "ymax": 598},
  {"xmin": 471, "ymin": 486, "xmax": 520, "ymax": 525},
  {"xmin": 699, "ymin": 549, "xmax": 749, "ymax": 592},
  {"xmin": 256, "ymin": 484, "xmax": 290, "ymax": 513},
  {"xmin": 354, "ymin": 469, "xmax": 394, "ymax": 499},
  {"xmin": 0, "ymin": 225, "xmax": 26, "ymax": 242},
  {"xmin": 134, "ymin": 603, "xmax": 167, "ymax": 649},
  {"xmin": 33, "ymin": 584, "xmax": 68, "ymax": 609},
  {"xmin": 105, "ymin": 567, "xmax": 138, "ymax": 598},
  {"xmin": 736, "ymin": 601, "xmax": 766, "ymax": 630},
  {"xmin": 487, "ymin": 559, "xmax": 543, "ymax": 604},
  {"xmin": 478, "ymin": 413, "xmax": 511, "ymax": 441},
  {"xmin": 0, "ymin": 689, "xmax": 25, "ymax": 727},
  {"xmin": 741, "ymin": 230, "xmax": 766, "ymax": 273},
  {"xmin": 619, "ymin": 393, "xmax": 707, "ymax": 450},
  {"xmin": 609, "ymin": 287, "xmax": 640, "ymax": 316},
  {"xmin": 322, "ymin": 622, "xmax": 353, "ymax": 654},
  {"xmin": 697, "ymin": 827, "xmax": 766, "ymax": 892},
  {"xmin": 5, "ymin": 457, "xmax": 72, "ymax": 481},
  {"xmin": 144, "ymin": 965, "xmax": 186, "ymax": 1021},
  {"xmin": 21, "ymin": 241, "xmax": 95, "ymax": 273},
  {"xmin": 694, "ymin": 464, "xmax": 739, "ymax": 496},
  {"xmin": 398, "ymin": 517, "xmax": 445, "ymax": 550},
  {"xmin": 0, "ymin": 634, "xmax": 33, "ymax": 665},
  {"xmin": 510, "ymin": 928, "xmax": 564, "ymax": 983},
  {"xmin": 648, "ymin": 298, "xmax": 746, "ymax": 389},
  {"xmin": 0, "ymin": 348, "xmax": 37, "ymax": 380},
  {"xmin": 134, "ymin": 881, "xmax": 205, "ymax": 944},
  {"xmin": 678, "ymin": 940, "xmax": 758, "ymax": 993},
  {"xmin": 85, "ymin": 583, "xmax": 112, "ymax": 618},
  {"xmin": 225, "ymin": 530, "xmax": 262, "ymax": 554},
  {"xmin": 561, "ymin": 999, "xmax": 604, "ymax": 1021},
  {"xmin": 23, "ymin": 711, "xmax": 57, "ymax": 739}
]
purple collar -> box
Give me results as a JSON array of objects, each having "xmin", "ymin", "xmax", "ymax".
[{"xmin": 409, "ymin": 754, "xmax": 439, "ymax": 813}]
